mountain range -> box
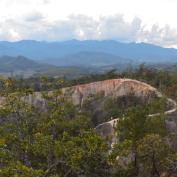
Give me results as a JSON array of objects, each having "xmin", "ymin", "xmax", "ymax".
[
  {"xmin": 0, "ymin": 40, "xmax": 177, "ymax": 77},
  {"xmin": 0, "ymin": 40, "xmax": 177, "ymax": 66},
  {"xmin": 41, "ymin": 51, "xmax": 132, "ymax": 67}
]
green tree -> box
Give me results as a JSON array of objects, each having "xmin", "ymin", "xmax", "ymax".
[
  {"xmin": 0, "ymin": 78, "xmax": 110, "ymax": 177},
  {"xmin": 137, "ymin": 134, "xmax": 177, "ymax": 177},
  {"xmin": 115, "ymin": 106, "xmax": 149, "ymax": 175}
]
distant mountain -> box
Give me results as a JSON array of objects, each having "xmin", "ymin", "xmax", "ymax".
[
  {"xmin": 0, "ymin": 40, "xmax": 177, "ymax": 65},
  {"xmin": 41, "ymin": 51, "xmax": 133, "ymax": 67},
  {"xmin": 0, "ymin": 56, "xmax": 53, "ymax": 73},
  {"xmin": 0, "ymin": 56, "xmax": 92, "ymax": 78}
]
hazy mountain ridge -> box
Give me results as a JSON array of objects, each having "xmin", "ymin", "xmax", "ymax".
[
  {"xmin": 1, "ymin": 40, "xmax": 177, "ymax": 78},
  {"xmin": 41, "ymin": 51, "xmax": 133, "ymax": 66},
  {"xmin": 0, "ymin": 56, "xmax": 54, "ymax": 72},
  {"xmin": 0, "ymin": 56, "xmax": 90, "ymax": 78},
  {"xmin": 0, "ymin": 40, "xmax": 177, "ymax": 64}
]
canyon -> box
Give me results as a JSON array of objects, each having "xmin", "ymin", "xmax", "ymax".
[{"xmin": 1, "ymin": 78, "xmax": 177, "ymax": 138}]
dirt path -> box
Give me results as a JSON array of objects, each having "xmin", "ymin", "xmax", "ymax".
[{"xmin": 148, "ymin": 96, "xmax": 177, "ymax": 117}]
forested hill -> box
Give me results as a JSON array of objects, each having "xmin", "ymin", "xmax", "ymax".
[
  {"xmin": 0, "ymin": 56, "xmax": 54, "ymax": 72},
  {"xmin": 0, "ymin": 56, "xmax": 90, "ymax": 78}
]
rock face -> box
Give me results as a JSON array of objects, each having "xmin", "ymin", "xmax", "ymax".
[
  {"xmin": 64, "ymin": 79, "xmax": 158, "ymax": 106},
  {"xmin": 96, "ymin": 119, "xmax": 119, "ymax": 148},
  {"xmin": 166, "ymin": 114, "xmax": 177, "ymax": 133},
  {"xmin": 22, "ymin": 79, "xmax": 158, "ymax": 109},
  {"xmin": 95, "ymin": 116, "xmax": 177, "ymax": 151},
  {"xmin": 95, "ymin": 107, "xmax": 177, "ymax": 150},
  {"xmin": 95, "ymin": 119, "xmax": 119, "ymax": 139},
  {"xmin": 92, "ymin": 80, "xmax": 177, "ymax": 148},
  {"xmin": 0, "ymin": 78, "xmax": 159, "ymax": 109}
]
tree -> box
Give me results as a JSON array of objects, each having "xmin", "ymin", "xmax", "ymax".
[
  {"xmin": 112, "ymin": 98, "xmax": 177, "ymax": 177},
  {"xmin": 114, "ymin": 106, "xmax": 149, "ymax": 175},
  {"xmin": 0, "ymin": 78, "xmax": 110, "ymax": 177},
  {"xmin": 137, "ymin": 134, "xmax": 177, "ymax": 177}
]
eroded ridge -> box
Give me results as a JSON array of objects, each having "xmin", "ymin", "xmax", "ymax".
[{"xmin": 65, "ymin": 79, "xmax": 158, "ymax": 106}]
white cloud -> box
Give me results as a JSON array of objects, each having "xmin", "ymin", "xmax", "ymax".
[
  {"xmin": 98, "ymin": 16, "xmax": 142, "ymax": 42},
  {"xmin": 138, "ymin": 25, "xmax": 177, "ymax": 47},
  {"xmin": 1, "ymin": 14, "xmax": 177, "ymax": 48},
  {"xmin": 0, "ymin": 0, "xmax": 177, "ymax": 47},
  {"xmin": 24, "ymin": 12, "xmax": 45, "ymax": 22}
]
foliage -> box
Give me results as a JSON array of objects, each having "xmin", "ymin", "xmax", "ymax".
[
  {"xmin": 112, "ymin": 103, "xmax": 177, "ymax": 177},
  {"xmin": 0, "ymin": 78, "xmax": 109, "ymax": 177},
  {"xmin": 0, "ymin": 70, "xmax": 177, "ymax": 177}
]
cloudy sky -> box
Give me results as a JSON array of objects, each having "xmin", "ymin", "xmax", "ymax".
[{"xmin": 0, "ymin": 0, "xmax": 177, "ymax": 47}]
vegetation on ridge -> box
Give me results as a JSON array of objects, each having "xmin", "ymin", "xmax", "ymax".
[{"xmin": 0, "ymin": 66, "xmax": 177, "ymax": 177}]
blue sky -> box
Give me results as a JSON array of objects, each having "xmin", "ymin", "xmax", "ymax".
[{"xmin": 0, "ymin": 0, "xmax": 177, "ymax": 48}]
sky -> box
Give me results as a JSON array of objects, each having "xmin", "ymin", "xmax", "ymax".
[{"xmin": 0, "ymin": 0, "xmax": 177, "ymax": 47}]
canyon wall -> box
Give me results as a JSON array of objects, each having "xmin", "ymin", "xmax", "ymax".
[
  {"xmin": 63, "ymin": 79, "xmax": 158, "ymax": 106},
  {"xmin": 20, "ymin": 79, "xmax": 159, "ymax": 109}
]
